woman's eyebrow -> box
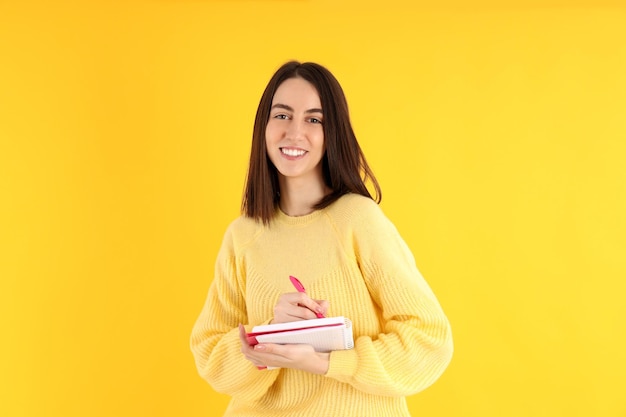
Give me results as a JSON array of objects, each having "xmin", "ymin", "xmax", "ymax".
[{"xmin": 271, "ymin": 103, "xmax": 323, "ymax": 114}]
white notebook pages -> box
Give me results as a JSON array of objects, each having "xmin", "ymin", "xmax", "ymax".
[{"xmin": 246, "ymin": 316, "xmax": 354, "ymax": 353}]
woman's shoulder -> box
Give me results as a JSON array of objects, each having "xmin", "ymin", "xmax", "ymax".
[
  {"xmin": 221, "ymin": 215, "xmax": 266, "ymax": 249},
  {"xmin": 326, "ymin": 193, "xmax": 385, "ymax": 223},
  {"xmin": 328, "ymin": 194, "xmax": 404, "ymax": 246},
  {"xmin": 226, "ymin": 214, "xmax": 268, "ymax": 235},
  {"xmin": 332, "ymin": 192, "xmax": 379, "ymax": 208},
  {"xmin": 227, "ymin": 214, "xmax": 259, "ymax": 230}
]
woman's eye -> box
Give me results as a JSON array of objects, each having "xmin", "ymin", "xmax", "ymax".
[
  {"xmin": 274, "ymin": 114, "xmax": 288, "ymax": 120},
  {"xmin": 309, "ymin": 118, "xmax": 322, "ymax": 124}
]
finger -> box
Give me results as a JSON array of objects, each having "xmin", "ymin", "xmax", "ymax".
[
  {"xmin": 289, "ymin": 293, "xmax": 325, "ymax": 317},
  {"xmin": 273, "ymin": 301, "xmax": 310, "ymax": 323},
  {"xmin": 238, "ymin": 323, "xmax": 247, "ymax": 343},
  {"xmin": 272, "ymin": 296, "xmax": 308, "ymax": 321},
  {"xmin": 239, "ymin": 325, "xmax": 269, "ymax": 368},
  {"xmin": 253, "ymin": 343, "xmax": 282, "ymax": 359},
  {"xmin": 254, "ymin": 343, "xmax": 318, "ymax": 371},
  {"xmin": 239, "ymin": 324, "xmax": 254, "ymax": 353},
  {"xmin": 315, "ymin": 299, "xmax": 329, "ymax": 316}
]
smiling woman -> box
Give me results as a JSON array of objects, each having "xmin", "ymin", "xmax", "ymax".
[{"xmin": 189, "ymin": 61, "xmax": 453, "ymax": 417}]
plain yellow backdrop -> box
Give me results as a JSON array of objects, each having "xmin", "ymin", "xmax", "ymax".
[{"xmin": 1, "ymin": 1, "xmax": 625, "ymax": 416}]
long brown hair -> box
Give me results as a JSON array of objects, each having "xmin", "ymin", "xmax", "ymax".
[{"xmin": 242, "ymin": 61, "xmax": 381, "ymax": 224}]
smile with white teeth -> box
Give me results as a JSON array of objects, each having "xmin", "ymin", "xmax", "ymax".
[{"xmin": 281, "ymin": 148, "xmax": 306, "ymax": 157}]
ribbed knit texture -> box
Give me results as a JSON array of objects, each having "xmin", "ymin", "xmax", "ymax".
[{"xmin": 190, "ymin": 193, "xmax": 453, "ymax": 416}]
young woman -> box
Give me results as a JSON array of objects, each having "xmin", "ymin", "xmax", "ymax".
[{"xmin": 190, "ymin": 61, "xmax": 453, "ymax": 416}]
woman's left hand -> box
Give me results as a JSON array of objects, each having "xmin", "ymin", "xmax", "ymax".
[{"xmin": 238, "ymin": 324, "xmax": 329, "ymax": 374}]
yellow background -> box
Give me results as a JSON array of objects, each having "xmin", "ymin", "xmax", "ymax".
[{"xmin": 1, "ymin": 1, "xmax": 625, "ymax": 416}]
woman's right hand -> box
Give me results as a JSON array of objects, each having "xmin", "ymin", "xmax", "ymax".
[{"xmin": 271, "ymin": 292, "xmax": 329, "ymax": 324}]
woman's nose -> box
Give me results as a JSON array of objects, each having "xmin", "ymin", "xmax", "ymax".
[{"xmin": 285, "ymin": 119, "xmax": 305, "ymax": 140}]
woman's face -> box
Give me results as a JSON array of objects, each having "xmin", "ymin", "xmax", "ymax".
[{"xmin": 265, "ymin": 77, "xmax": 325, "ymax": 186}]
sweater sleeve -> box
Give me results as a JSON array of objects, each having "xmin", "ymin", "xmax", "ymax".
[
  {"xmin": 190, "ymin": 224, "xmax": 279, "ymax": 401},
  {"xmin": 325, "ymin": 201, "xmax": 453, "ymax": 397}
]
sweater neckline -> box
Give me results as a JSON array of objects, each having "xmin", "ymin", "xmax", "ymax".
[{"xmin": 275, "ymin": 206, "xmax": 326, "ymax": 226}]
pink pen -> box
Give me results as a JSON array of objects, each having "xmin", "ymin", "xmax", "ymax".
[{"xmin": 289, "ymin": 275, "xmax": 325, "ymax": 318}]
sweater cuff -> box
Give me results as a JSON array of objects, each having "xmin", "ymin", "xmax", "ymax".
[{"xmin": 325, "ymin": 348, "xmax": 358, "ymax": 379}]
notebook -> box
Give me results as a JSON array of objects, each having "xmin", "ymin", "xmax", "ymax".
[{"xmin": 246, "ymin": 316, "xmax": 354, "ymax": 353}]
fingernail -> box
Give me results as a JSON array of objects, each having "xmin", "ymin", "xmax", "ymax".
[{"xmin": 254, "ymin": 345, "xmax": 265, "ymax": 351}]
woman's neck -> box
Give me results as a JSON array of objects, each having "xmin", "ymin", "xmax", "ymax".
[{"xmin": 278, "ymin": 176, "xmax": 329, "ymax": 217}]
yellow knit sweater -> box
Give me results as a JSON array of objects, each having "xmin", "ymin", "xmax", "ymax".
[{"xmin": 190, "ymin": 193, "xmax": 453, "ymax": 416}]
